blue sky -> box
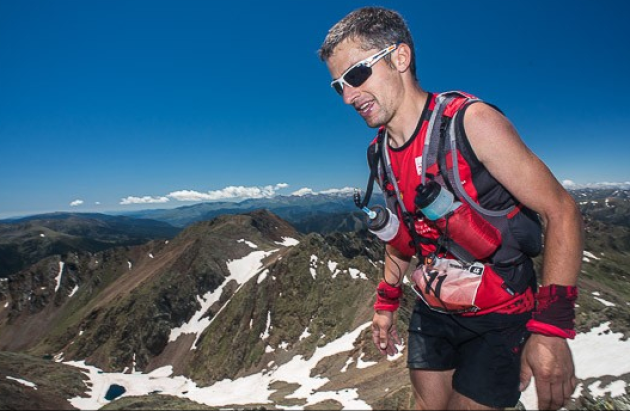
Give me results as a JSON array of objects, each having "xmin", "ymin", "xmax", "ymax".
[{"xmin": 1, "ymin": 0, "xmax": 629, "ymax": 218}]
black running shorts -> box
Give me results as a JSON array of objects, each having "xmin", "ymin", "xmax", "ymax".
[{"xmin": 407, "ymin": 300, "xmax": 532, "ymax": 408}]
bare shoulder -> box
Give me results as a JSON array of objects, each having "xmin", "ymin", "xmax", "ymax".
[
  {"xmin": 461, "ymin": 101, "xmax": 570, "ymax": 216},
  {"xmin": 462, "ymin": 102, "xmax": 524, "ymax": 162}
]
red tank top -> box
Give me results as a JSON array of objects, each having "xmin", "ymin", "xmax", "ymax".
[{"xmin": 374, "ymin": 92, "xmax": 535, "ymax": 315}]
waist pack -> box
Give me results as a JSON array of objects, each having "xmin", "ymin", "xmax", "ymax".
[{"xmin": 410, "ymin": 255, "xmax": 533, "ymax": 314}]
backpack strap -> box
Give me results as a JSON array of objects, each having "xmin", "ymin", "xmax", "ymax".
[
  {"xmin": 439, "ymin": 99, "xmax": 517, "ymax": 218},
  {"xmin": 421, "ymin": 93, "xmax": 453, "ymax": 186},
  {"xmin": 430, "ymin": 92, "xmax": 488, "ymax": 264},
  {"xmin": 378, "ymin": 130, "xmax": 436, "ymax": 253},
  {"xmin": 357, "ymin": 129, "xmax": 385, "ymax": 209}
]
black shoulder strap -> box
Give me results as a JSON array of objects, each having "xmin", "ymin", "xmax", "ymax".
[{"xmin": 435, "ymin": 96, "xmax": 482, "ymax": 204}]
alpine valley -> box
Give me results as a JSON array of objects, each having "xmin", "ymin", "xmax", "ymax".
[{"xmin": 0, "ymin": 188, "xmax": 629, "ymax": 410}]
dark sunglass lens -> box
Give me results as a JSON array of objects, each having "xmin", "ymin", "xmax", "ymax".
[
  {"xmin": 333, "ymin": 82, "xmax": 344, "ymax": 95},
  {"xmin": 345, "ymin": 65, "xmax": 372, "ymax": 87}
]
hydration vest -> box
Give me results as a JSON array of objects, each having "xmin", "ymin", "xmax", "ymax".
[{"xmin": 363, "ymin": 91, "xmax": 543, "ymax": 309}]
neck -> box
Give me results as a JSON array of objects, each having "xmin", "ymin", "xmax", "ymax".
[{"xmin": 386, "ymin": 87, "xmax": 429, "ymax": 148}]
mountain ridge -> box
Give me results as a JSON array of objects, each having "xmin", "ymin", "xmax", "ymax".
[
  {"xmin": 0, "ymin": 189, "xmax": 629, "ymax": 409},
  {"xmin": 0, "ymin": 213, "xmax": 180, "ymax": 278}
]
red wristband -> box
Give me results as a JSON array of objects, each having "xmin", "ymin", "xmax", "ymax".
[
  {"xmin": 526, "ymin": 319, "xmax": 576, "ymax": 339},
  {"xmin": 527, "ymin": 284, "xmax": 578, "ymax": 339},
  {"xmin": 374, "ymin": 281, "xmax": 403, "ymax": 312}
]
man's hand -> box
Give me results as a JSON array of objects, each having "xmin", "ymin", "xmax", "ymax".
[
  {"xmin": 520, "ymin": 333, "xmax": 577, "ymax": 410},
  {"xmin": 372, "ymin": 310, "xmax": 401, "ymax": 356}
]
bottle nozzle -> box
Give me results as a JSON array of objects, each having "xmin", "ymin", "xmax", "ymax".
[{"xmin": 361, "ymin": 207, "xmax": 377, "ymax": 219}]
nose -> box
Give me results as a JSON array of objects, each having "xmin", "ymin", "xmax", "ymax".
[{"xmin": 342, "ymin": 84, "xmax": 360, "ymax": 105}]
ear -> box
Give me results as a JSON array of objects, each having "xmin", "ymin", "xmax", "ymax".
[{"xmin": 393, "ymin": 43, "xmax": 412, "ymax": 73}]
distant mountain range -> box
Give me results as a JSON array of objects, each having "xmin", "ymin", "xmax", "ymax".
[
  {"xmin": 563, "ymin": 181, "xmax": 630, "ymax": 190},
  {"xmin": 0, "ymin": 213, "xmax": 180, "ymax": 278},
  {"xmin": 118, "ymin": 192, "xmax": 370, "ymax": 228},
  {"xmin": 2, "ymin": 188, "xmax": 627, "ymax": 278}
]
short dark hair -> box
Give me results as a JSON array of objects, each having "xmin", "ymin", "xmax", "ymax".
[{"xmin": 318, "ymin": 7, "xmax": 416, "ymax": 80}]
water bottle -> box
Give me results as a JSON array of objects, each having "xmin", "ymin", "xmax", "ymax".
[
  {"xmin": 415, "ymin": 181, "xmax": 461, "ymax": 221},
  {"xmin": 363, "ymin": 205, "xmax": 400, "ymax": 242},
  {"xmin": 416, "ymin": 181, "xmax": 501, "ymax": 260}
]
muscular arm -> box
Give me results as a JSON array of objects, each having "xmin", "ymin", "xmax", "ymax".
[
  {"xmin": 463, "ymin": 103, "xmax": 584, "ymax": 410},
  {"xmin": 463, "ymin": 103, "xmax": 584, "ymax": 286}
]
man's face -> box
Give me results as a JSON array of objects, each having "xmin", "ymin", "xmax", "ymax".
[{"xmin": 326, "ymin": 38, "xmax": 399, "ymax": 128}]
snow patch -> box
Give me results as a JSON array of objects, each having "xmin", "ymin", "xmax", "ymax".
[
  {"xmin": 348, "ymin": 268, "xmax": 368, "ymax": 280},
  {"xmin": 356, "ymin": 352, "xmax": 377, "ymax": 369},
  {"xmin": 66, "ymin": 322, "xmax": 372, "ymax": 410},
  {"xmin": 299, "ymin": 327, "xmax": 311, "ymax": 341},
  {"xmin": 340, "ymin": 357, "xmax": 354, "ymax": 373},
  {"xmin": 594, "ymin": 297, "xmax": 615, "ymax": 307},
  {"xmin": 169, "ymin": 249, "xmax": 276, "ymax": 345},
  {"xmin": 387, "ymin": 341, "xmax": 405, "ymax": 362},
  {"xmin": 589, "ymin": 380, "xmax": 627, "ymax": 398},
  {"xmin": 68, "ymin": 285, "xmax": 79, "ymax": 298},
  {"xmin": 328, "ymin": 260, "xmax": 339, "ymax": 275},
  {"xmin": 237, "ymin": 239, "xmax": 258, "ymax": 249},
  {"xmin": 260, "ymin": 311, "xmax": 272, "ymax": 340},
  {"xmin": 54, "ymin": 261, "xmax": 65, "ymax": 293},
  {"xmin": 310, "ymin": 254, "xmax": 318, "ymax": 279},
  {"xmin": 276, "ymin": 237, "xmax": 299, "ymax": 247},
  {"xmin": 6, "ymin": 376, "xmax": 37, "ymax": 390},
  {"xmin": 583, "ymin": 251, "xmax": 601, "ymax": 260},
  {"xmin": 257, "ymin": 269, "xmax": 269, "ymax": 284}
]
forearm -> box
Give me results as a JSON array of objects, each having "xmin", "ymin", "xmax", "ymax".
[
  {"xmin": 539, "ymin": 196, "xmax": 584, "ymax": 287},
  {"xmin": 527, "ymin": 194, "xmax": 583, "ymax": 339},
  {"xmin": 383, "ymin": 244, "xmax": 410, "ymax": 286}
]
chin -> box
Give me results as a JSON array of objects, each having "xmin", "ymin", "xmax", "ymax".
[
  {"xmin": 364, "ymin": 118, "xmax": 385, "ymax": 129},
  {"xmin": 360, "ymin": 113, "xmax": 379, "ymax": 127}
]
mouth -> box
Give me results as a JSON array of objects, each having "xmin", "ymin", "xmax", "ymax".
[{"xmin": 356, "ymin": 101, "xmax": 375, "ymax": 117}]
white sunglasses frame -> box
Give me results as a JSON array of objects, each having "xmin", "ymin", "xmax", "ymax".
[{"xmin": 330, "ymin": 43, "xmax": 399, "ymax": 95}]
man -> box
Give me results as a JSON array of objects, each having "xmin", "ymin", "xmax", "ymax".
[{"xmin": 319, "ymin": 7, "xmax": 584, "ymax": 411}]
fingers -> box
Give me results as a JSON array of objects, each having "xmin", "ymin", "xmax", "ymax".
[
  {"xmin": 523, "ymin": 334, "xmax": 577, "ymax": 410},
  {"xmin": 379, "ymin": 323, "xmax": 389, "ymax": 350},
  {"xmin": 372, "ymin": 312, "xmax": 400, "ymax": 356},
  {"xmin": 536, "ymin": 382, "xmax": 567, "ymax": 411},
  {"xmin": 371, "ymin": 323, "xmax": 381, "ymax": 350},
  {"xmin": 519, "ymin": 359, "xmax": 533, "ymax": 392},
  {"xmin": 371, "ymin": 320, "xmax": 388, "ymax": 355},
  {"xmin": 384, "ymin": 327, "xmax": 400, "ymax": 356},
  {"xmin": 389, "ymin": 326, "xmax": 402, "ymax": 346},
  {"xmin": 535, "ymin": 372, "xmax": 577, "ymax": 410}
]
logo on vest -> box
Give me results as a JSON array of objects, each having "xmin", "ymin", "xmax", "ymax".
[
  {"xmin": 468, "ymin": 262, "xmax": 485, "ymax": 276},
  {"xmin": 415, "ymin": 156, "xmax": 423, "ymax": 176}
]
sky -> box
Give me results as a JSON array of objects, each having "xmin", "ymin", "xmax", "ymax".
[{"xmin": 1, "ymin": 0, "xmax": 629, "ymax": 218}]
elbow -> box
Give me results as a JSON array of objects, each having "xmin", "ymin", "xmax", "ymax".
[{"xmin": 540, "ymin": 191, "xmax": 585, "ymax": 242}]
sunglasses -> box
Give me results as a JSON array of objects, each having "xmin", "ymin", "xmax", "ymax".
[{"xmin": 330, "ymin": 43, "xmax": 399, "ymax": 95}]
